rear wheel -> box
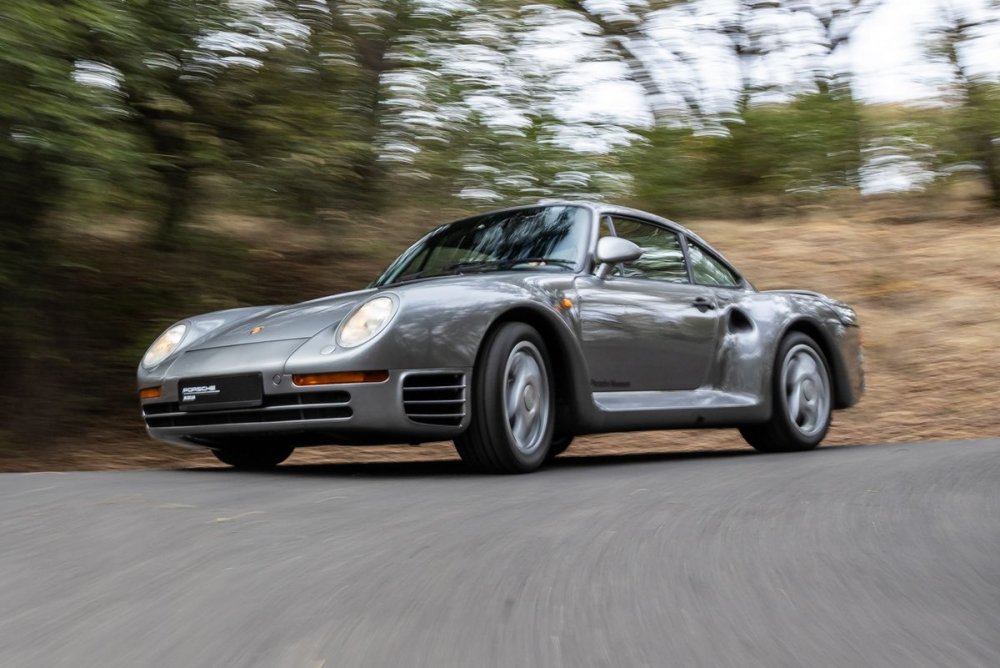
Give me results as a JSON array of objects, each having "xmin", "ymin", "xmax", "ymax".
[
  {"xmin": 455, "ymin": 322, "xmax": 555, "ymax": 473},
  {"xmin": 211, "ymin": 444, "xmax": 294, "ymax": 469},
  {"xmin": 740, "ymin": 332, "xmax": 832, "ymax": 453}
]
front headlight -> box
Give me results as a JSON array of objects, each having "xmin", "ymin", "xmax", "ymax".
[
  {"xmin": 142, "ymin": 323, "xmax": 187, "ymax": 369},
  {"xmin": 336, "ymin": 296, "xmax": 397, "ymax": 348}
]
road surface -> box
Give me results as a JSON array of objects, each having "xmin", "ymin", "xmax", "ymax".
[{"xmin": 1, "ymin": 439, "xmax": 998, "ymax": 667}]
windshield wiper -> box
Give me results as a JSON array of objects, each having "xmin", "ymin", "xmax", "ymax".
[
  {"xmin": 444, "ymin": 258, "xmax": 575, "ymax": 272},
  {"xmin": 441, "ymin": 260, "xmax": 504, "ymax": 273},
  {"xmin": 499, "ymin": 257, "xmax": 576, "ymax": 269}
]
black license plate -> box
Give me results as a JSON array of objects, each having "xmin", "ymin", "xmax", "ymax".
[{"xmin": 178, "ymin": 373, "xmax": 263, "ymax": 412}]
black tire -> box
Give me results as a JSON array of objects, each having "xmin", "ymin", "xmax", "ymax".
[
  {"xmin": 211, "ymin": 444, "xmax": 294, "ymax": 469},
  {"xmin": 454, "ymin": 322, "xmax": 555, "ymax": 473},
  {"xmin": 546, "ymin": 435, "xmax": 574, "ymax": 460},
  {"xmin": 740, "ymin": 332, "xmax": 833, "ymax": 453}
]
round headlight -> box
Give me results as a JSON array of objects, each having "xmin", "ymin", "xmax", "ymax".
[
  {"xmin": 337, "ymin": 297, "xmax": 397, "ymax": 348},
  {"xmin": 142, "ymin": 323, "xmax": 188, "ymax": 369}
]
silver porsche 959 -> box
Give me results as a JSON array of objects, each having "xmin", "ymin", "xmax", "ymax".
[{"xmin": 138, "ymin": 202, "xmax": 864, "ymax": 472}]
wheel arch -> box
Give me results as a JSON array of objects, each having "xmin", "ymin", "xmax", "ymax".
[
  {"xmin": 780, "ymin": 318, "xmax": 853, "ymax": 409},
  {"xmin": 476, "ymin": 305, "xmax": 592, "ymax": 436}
]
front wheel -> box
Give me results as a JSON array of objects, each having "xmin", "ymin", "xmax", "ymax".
[
  {"xmin": 455, "ymin": 322, "xmax": 555, "ymax": 473},
  {"xmin": 740, "ymin": 332, "xmax": 832, "ymax": 453},
  {"xmin": 212, "ymin": 444, "xmax": 294, "ymax": 470}
]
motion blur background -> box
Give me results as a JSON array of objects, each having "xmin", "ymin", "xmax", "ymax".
[{"xmin": 1, "ymin": 0, "xmax": 998, "ymax": 469}]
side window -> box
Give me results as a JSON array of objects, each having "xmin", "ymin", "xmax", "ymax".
[
  {"xmin": 610, "ymin": 217, "xmax": 689, "ymax": 284},
  {"xmin": 687, "ymin": 241, "xmax": 740, "ymax": 288}
]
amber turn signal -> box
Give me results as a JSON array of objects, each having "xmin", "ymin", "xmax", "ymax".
[
  {"xmin": 139, "ymin": 387, "xmax": 162, "ymax": 400},
  {"xmin": 292, "ymin": 370, "xmax": 389, "ymax": 386}
]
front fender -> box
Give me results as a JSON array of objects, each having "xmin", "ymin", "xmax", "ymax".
[
  {"xmin": 289, "ymin": 277, "xmax": 574, "ymax": 365},
  {"xmin": 283, "ymin": 276, "xmax": 596, "ymax": 427}
]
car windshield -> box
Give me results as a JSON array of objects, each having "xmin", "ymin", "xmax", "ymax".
[{"xmin": 372, "ymin": 205, "xmax": 590, "ymax": 287}]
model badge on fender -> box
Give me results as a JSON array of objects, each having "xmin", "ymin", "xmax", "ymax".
[{"xmin": 250, "ymin": 326, "xmax": 264, "ymax": 335}]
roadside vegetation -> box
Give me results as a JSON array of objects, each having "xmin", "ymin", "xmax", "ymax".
[{"xmin": 1, "ymin": 1, "xmax": 998, "ymax": 469}]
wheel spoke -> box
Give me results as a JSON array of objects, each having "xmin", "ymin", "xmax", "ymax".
[
  {"xmin": 787, "ymin": 382, "xmax": 802, "ymax": 425},
  {"xmin": 506, "ymin": 356, "xmax": 528, "ymax": 416},
  {"xmin": 799, "ymin": 354, "xmax": 818, "ymax": 377},
  {"xmin": 800, "ymin": 396, "xmax": 817, "ymax": 430},
  {"xmin": 791, "ymin": 353, "xmax": 815, "ymax": 384},
  {"xmin": 512, "ymin": 409, "xmax": 531, "ymax": 444},
  {"xmin": 506, "ymin": 378, "xmax": 520, "ymax": 416}
]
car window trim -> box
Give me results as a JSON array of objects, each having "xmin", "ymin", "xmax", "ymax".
[
  {"xmin": 684, "ymin": 235, "xmax": 745, "ymax": 290},
  {"xmin": 604, "ymin": 214, "xmax": 693, "ymax": 285}
]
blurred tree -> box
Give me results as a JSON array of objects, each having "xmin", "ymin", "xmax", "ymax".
[
  {"xmin": 562, "ymin": 0, "xmax": 706, "ymax": 126},
  {"xmin": 621, "ymin": 127, "xmax": 710, "ymax": 215},
  {"xmin": 857, "ymin": 104, "xmax": 942, "ymax": 195},
  {"xmin": 706, "ymin": 1, "xmax": 877, "ymax": 204},
  {"xmin": 82, "ymin": 0, "xmax": 254, "ymax": 247},
  {"xmin": 0, "ymin": 0, "xmax": 126, "ymax": 437},
  {"xmin": 318, "ymin": 0, "xmax": 417, "ymax": 210},
  {"xmin": 434, "ymin": 3, "xmax": 633, "ymax": 203},
  {"xmin": 210, "ymin": 1, "xmax": 371, "ymax": 222},
  {"xmin": 232, "ymin": 0, "xmax": 468, "ymax": 217},
  {"xmin": 0, "ymin": 1, "xmax": 105, "ymax": 269},
  {"xmin": 927, "ymin": 1, "xmax": 1000, "ymax": 207}
]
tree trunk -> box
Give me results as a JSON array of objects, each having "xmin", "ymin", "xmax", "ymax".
[
  {"xmin": 0, "ymin": 152, "xmax": 55, "ymax": 439},
  {"xmin": 979, "ymin": 133, "xmax": 1000, "ymax": 208},
  {"xmin": 154, "ymin": 163, "xmax": 193, "ymax": 250}
]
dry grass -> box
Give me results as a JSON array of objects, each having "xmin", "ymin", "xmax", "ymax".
[{"xmin": 5, "ymin": 191, "xmax": 998, "ymax": 472}]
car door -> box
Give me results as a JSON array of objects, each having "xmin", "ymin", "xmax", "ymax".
[{"xmin": 574, "ymin": 216, "xmax": 723, "ymax": 392}]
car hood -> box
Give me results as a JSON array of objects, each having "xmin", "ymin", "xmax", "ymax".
[{"xmin": 189, "ymin": 288, "xmax": 376, "ymax": 350}]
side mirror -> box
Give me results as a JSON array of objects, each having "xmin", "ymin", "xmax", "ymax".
[{"xmin": 594, "ymin": 236, "xmax": 642, "ymax": 280}]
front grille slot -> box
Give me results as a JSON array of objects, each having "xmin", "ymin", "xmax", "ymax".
[
  {"xmin": 403, "ymin": 373, "xmax": 466, "ymax": 426},
  {"xmin": 143, "ymin": 391, "xmax": 351, "ymax": 429}
]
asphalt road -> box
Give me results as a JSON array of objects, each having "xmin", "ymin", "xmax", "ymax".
[{"xmin": 1, "ymin": 439, "xmax": 998, "ymax": 667}]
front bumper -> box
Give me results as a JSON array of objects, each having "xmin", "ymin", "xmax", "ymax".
[{"xmin": 141, "ymin": 368, "xmax": 472, "ymax": 448}]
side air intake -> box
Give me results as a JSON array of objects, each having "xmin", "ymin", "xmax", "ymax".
[{"xmin": 402, "ymin": 373, "xmax": 466, "ymax": 426}]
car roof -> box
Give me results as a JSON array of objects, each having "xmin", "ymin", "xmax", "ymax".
[
  {"xmin": 539, "ymin": 200, "xmax": 741, "ymax": 273},
  {"xmin": 451, "ymin": 200, "xmax": 729, "ymax": 264},
  {"xmin": 468, "ymin": 199, "xmax": 677, "ymax": 226},
  {"xmin": 473, "ymin": 199, "xmax": 717, "ymax": 245}
]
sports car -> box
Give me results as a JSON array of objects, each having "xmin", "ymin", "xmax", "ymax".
[{"xmin": 138, "ymin": 202, "xmax": 864, "ymax": 472}]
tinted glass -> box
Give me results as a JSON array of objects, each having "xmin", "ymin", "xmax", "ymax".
[
  {"xmin": 611, "ymin": 217, "xmax": 689, "ymax": 283},
  {"xmin": 374, "ymin": 206, "xmax": 589, "ymax": 286},
  {"xmin": 688, "ymin": 241, "xmax": 740, "ymax": 287}
]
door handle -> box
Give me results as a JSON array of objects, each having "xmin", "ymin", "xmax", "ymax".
[{"xmin": 692, "ymin": 297, "xmax": 716, "ymax": 311}]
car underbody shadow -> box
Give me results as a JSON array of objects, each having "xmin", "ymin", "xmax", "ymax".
[{"xmin": 181, "ymin": 446, "xmax": 771, "ymax": 478}]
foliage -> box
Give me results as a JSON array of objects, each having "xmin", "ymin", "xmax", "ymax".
[{"xmin": 1, "ymin": 0, "xmax": 999, "ymax": 445}]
